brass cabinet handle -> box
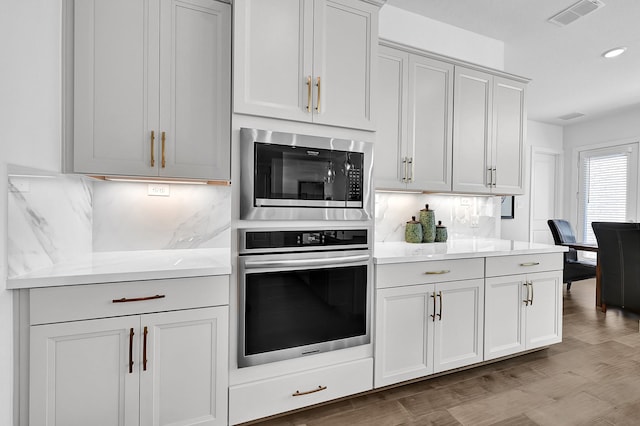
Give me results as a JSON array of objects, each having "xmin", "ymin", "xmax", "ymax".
[
  {"xmin": 437, "ymin": 291, "xmax": 443, "ymax": 320},
  {"xmin": 112, "ymin": 294, "xmax": 166, "ymax": 303},
  {"xmin": 424, "ymin": 270, "xmax": 450, "ymax": 275},
  {"xmin": 401, "ymin": 157, "xmax": 408, "ymax": 183},
  {"xmin": 430, "ymin": 292, "xmax": 437, "ymax": 322},
  {"xmin": 128, "ymin": 327, "xmax": 135, "ymax": 374},
  {"xmin": 150, "ymin": 130, "xmax": 155, "ymax": 167},
  {"xmin": 161, "ymin": 131, "xmax": 166, "ymax": 168},
  {"xmin": 519, "ymin": 262, "xmax": 540, "ymax": 267},
  {"xmin": 306, "ymin": 76, "xmax": 312, "ymax": 112},
  {"xmin": 315, "ymin": 76, "xmax": 321, "ymax": 112},
  {"xmin": 292, "ymin": 385, "xmax": 327, "ymax": 397},
  {"xmin": 407, "ymin": 157, "xmax": 414, "ymax": 183},
  {"xmin": 143, "ymin": 326, "xmax": 148, "ymax": 371}
]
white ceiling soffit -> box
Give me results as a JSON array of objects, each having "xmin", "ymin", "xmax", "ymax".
[{"xmin": 548, "ymin": 0, "xmax": 606, "ymax": 27}]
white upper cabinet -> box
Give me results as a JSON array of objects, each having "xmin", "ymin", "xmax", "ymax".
[
  {"xmin": 376, "ymin": 45, "xmax": 454, "ymax": 191},
  {"xmin": 233, "ymin": 0, "xmax": 378, "ymax": 130},
  {"xmin": 73, "ymin": 0, "xmax": 231, "ymax": 180},
  {"xmin": 452, "ymin": 66, "xmax": 526, "ymax": 195}
]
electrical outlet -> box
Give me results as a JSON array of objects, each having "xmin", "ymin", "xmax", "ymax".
[{"xmin": 148, "ymin": 184, "xmax": 170, "ymax": 197}]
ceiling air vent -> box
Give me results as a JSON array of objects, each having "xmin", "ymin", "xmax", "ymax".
[{"xmin": 548, "ymin": 0, "xmax": 605, "ymax": 26}]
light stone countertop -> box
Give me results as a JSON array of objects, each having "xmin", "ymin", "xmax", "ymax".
[
  {"xmin": 374, "ymin": 238, "xmax": 567, "ymax": 264},
  {"xmin": 7, "ymin": 248, "xmax": 231, "ymax": 289}
]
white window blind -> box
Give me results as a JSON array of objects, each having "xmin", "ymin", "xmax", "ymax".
[{"xmin": 580, "ymin": 153, "xmax": 628, "ymax": 244}]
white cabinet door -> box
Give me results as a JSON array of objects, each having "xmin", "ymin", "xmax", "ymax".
[
  {"xmin": 452, "ymin": 66, "xmax": 493, "ymax": 194},
  {"xmin": 485, "ymin": 271, "xmax": 562, "ymax": 360},
  {"xmin": 526, "ymin": 271, "xmax": 563, "ymax": 350},
  {"xmin": 30, "ymin": 316, "xmax": 139, "ymax": 426},
  {"xmin": 233, "ymin": 0, "xmax": 313, "ymax": 122},
  {"xmin": 74, "ymin": 0, "xmax": 159, "ymax": 176},
  {"xmin": 312, "ymin": 0, "xmax": 377, "ymax": 130},
  {"xmin": 74, "ymin": 0, "xmax": 230, "ymax": 180},
  {"xmin": 374, "ymin": 46, "xmax": 453, "ymax": 191},
  {"xmin": 484, "ymin": 274, "xmax": 527, "ymax": 360},
  {"xmin": 433, "ymin": 279, "xmax": 484, "ymax": 373},
  {"xmin": 375, "ymin": 45, "xmax": 408, "ymax": 189},
  {"xmin": 233, "ymin": 0, "xmax": 377, "ymax": 130},
  {"xmin": 159, "ymin": 0, "xmax": 231, "ymax": 180},
  {"xmin": 374, "ymin": 284, "xmax": 435, "ymax": 388},
  {"xmin": 407, "ymin": 55, "xmax": 454, "ymax": 192},
  {"xmin": 492, "ymin": 76, "xmax": 526, "ymax": 195},
  {"xmin": 140, "ymin": 307, "xmax": 229, "ymax": 426}
]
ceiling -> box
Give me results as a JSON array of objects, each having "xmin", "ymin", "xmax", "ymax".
[{"xmin": 385, "ymin": 0, "xmax": 640, "ymax": 126}]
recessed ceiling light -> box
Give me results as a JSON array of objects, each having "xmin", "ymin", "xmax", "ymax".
[{"xmin": 602, "ymin": 47, "xmax": 627, "ymax": 59}]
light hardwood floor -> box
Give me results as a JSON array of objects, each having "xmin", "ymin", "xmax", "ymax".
[{"xmin": 247, "ymin": 278, "xmax": 640, "ymax": 425}]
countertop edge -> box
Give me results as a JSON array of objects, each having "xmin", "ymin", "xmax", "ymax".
[{"xmin": 6, "ymin": 265, "xmax": 232, "ymax": 290}]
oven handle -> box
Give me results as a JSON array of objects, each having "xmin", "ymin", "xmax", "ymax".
[{"xmin": 244, "ymin": 254, "xmax": 370, "ymax": 269}]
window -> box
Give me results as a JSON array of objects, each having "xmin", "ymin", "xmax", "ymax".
[{"xmin": 577, "ymin": 143, "xmax": 639, "ymax": 247}]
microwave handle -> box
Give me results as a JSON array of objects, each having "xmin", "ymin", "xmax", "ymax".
[{"xmin": 244, "ymin": 254, "xmax": 370, "ymax": 269}]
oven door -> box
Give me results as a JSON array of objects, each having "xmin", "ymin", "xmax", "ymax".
[{"xmin": 238, "ymin": 250, "xmax": 371, "ymax": 368}]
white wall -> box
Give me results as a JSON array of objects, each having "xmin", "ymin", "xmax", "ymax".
[
  {"xmin": 378, "ymin": 5, "xmax": 504, "ymax": 70},
  {"xmin": 0, "ymin": 1, "xmax": 62, "ymax": 424},
  {"xmin": 562, "ymin": 105, "xmax": 640, "ymax": 225},
  {"xmin": 501, "ymin": 121, "xmax": 563, "ymax": 242}
]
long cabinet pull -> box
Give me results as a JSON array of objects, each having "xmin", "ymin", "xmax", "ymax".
[
  {"xmin": 407, "ymin": 157, "xmax": 414, "ymax": 183},
  {"xmin": 424, "ymin": 270, "xmax": 450, "ymax": 275},
  {"xmin": 523, "ymin": 282, "xmax": 530, "ymax": 306},
  {"xmin": 161, "ymin": 131, "xmax": 166, "ymax": 168},
  {"xmin": 128, "ymin": 328, "xmax": 134, "ymax": 374},
  {"xmin": 487, "ymin": 167, "xmax": 492, "ymax": 187},
  {"xmin": 529, "ymin": 282, "xmax": 534, "ymax": 306},
  {"xmin": 437, "ymin": 291, "xmax": 443, "ymax": 320},
  {"xmin": 306, "ymin": 76, "xmax": 312, "ymax": 112},
  {"xmin": 401, "ymin": 157, "xmax": 408, "ymax": 183},
  {"xmin": 150, "ymin": 131, "xmax": 155, "ymax": 167},
  {"xmin": 519, "ymin": 262, "xmax": 540, "ymax": 267},
  {"xmin": 430, "ymin": 292, "xmax": 437, "ymax": 322},
  {"xmin": 112, "ymin": 294, "xmax": 166, "ymax": 303},
  {"xmin": 292, "ymin": 385, "xmax": 327, "ymax": 397},
  {"xmin": 143, "ymin": 326, "xmax": 149, "ymax": 371},
  {"xmin": 315, "ymin": 76, "xmax": 321, "ymax": 112},
  {"xmin": 492, "ymin": 168, "xmax": 497, "ymax": 187}
]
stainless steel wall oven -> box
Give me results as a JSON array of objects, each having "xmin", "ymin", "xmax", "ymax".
[
  {"xmin": 238, "ymin": 228, "xmax": 371, "ymax": 368},
  {"xmin": 240, "ymin": 128, "xmax": 373, "ymax": 220}
]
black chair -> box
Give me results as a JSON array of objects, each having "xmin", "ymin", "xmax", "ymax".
[
  {"xmin": 547, "ymin": 219, "xmax": 596, "ymax": 290},
  {"xmin": 592, "ymin": 222, "xmax": 640, "ymax": 312}
]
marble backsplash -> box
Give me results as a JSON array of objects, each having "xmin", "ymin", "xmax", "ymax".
[
  {"xmin": 375, "ymin": 192, "xmax": 501, "ymax": 242},
  {"xmin": 7, "ymin": 166, "xmax": 231, "ymax": 277}
]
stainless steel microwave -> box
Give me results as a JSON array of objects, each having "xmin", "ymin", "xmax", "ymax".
[{"xmin": 240, "ymin": 128, "xmax": 373, "ymax": 220}]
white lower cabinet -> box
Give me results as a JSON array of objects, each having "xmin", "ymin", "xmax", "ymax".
[
  {"xmin": 228, "ymin": 358, "xmax": 373, "ymax": 425},
  {"xmin": 484, "ymin": 256, "xmax": 563, "ymax": 361},
  {"xmin": 28, "ymin": 276, "xmax": 229, "ymax": 426},
  {"xmin": 374, "ymin": 259, "xmax": 484, "ymax": 388}
]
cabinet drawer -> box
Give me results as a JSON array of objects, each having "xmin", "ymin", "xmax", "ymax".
[
  {"xmin": 485, "ymin": 253, "xmax": 563, "ymax": 277},
  {"xmin": 376, "ymin": 258, "xmax": 484, "ymax": 288},
  {"xmin": 30, "ymin": 275, "xmax": 229, "ymax": 325},
  {"xmin": 228, "ymin": 358, "xmax": 373, "ymax": 425}
]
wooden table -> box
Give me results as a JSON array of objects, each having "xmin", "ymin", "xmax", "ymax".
[{"xmin": 561, "ymin": 242, "xmax": 601, "ymax": 308}]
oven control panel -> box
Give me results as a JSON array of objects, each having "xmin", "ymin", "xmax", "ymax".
[{"xmin": 241, "ymin": 229, "xmax": 368, "ymax": 252}]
